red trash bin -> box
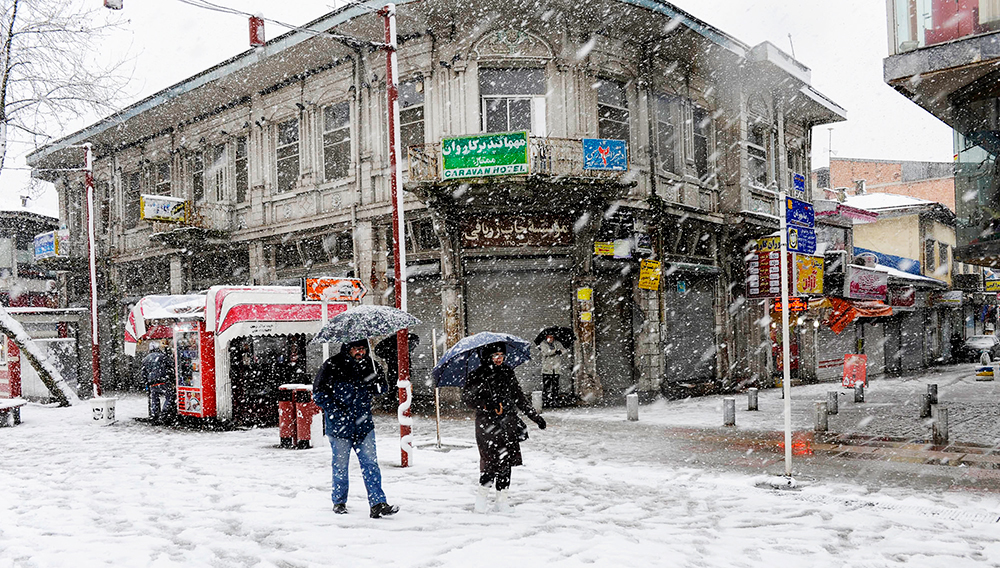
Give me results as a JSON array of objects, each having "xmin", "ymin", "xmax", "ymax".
[
  {"xmin": 294, "ymin": 386, "xmax": 321, "ymax": 449},
  {"xmin": 277, "ymin": 386, "xmax": 296, "ymax": 448}
]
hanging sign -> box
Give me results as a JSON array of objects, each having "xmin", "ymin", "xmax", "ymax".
[
  {"xmin": 582, "ymin": 138, "xmax": 628, "ymax": 171},
  {"xmin": 140, "ymin": 195, "xmax": 190, "ymax": 223},
  {"xmin": 302, "ymin": 278, "xmax": 367, "ymax": 302},
  {"xmin": 888, "ymin": 286, "xmax": 916, "ymax": 310},
  {"xmin": 441, "ymin": 131, "xmax": 529, "ymax": 179},
  {"xmin": 785, "ymin": 196, "xmax": 815, "ymax": 228},
  {"xmin": 638, "ymin": 259, "xmax": 661, "ymax": 291}
]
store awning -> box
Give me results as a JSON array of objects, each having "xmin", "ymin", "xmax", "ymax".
[{"xmin": 818, "ymin": 297, "xmax": 893, "ymax": 334}]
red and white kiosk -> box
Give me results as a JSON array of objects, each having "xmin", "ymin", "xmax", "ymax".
[{"xmin": 125, "ymin": 284, "xmax": 357, "ymax": 426}]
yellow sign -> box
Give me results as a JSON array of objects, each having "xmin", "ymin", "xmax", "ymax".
[
  {"xmin": 794, "ymin": 254, "xmax": 824, "ymax": 295},
  {"xmin": 594, "ymin": 241, "xmax": 614, "ymax": 256},
  {"xmin": 987, "ymin": 280, "xmax": 1000, "ymax": 292},
  {"xmin": 579, "ymin": 311, "xmax": 593, "ymax": 322},
  {"xmin": 757, "ymin": 236, "xmax": 781, "ymax": 252},
  {"xmin": 577, "ymin": 288, "xmax": 593, "ymax": 301},
  {"xmin": 638, "ymin": 259, "xmax": 662, "ymax": 291}
]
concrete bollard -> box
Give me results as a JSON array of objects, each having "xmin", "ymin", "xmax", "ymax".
[
  {"xmin": 747, "ymin": 388, "xmax": 758, "ymax": 411},
  {"xmin": 827, "ymin": 391, "xmax": 838, "ymax": 415},
  {"xmin": 814, "ymin": 401, "xmax": 828, "ymax": 432},
  {"xmin": 723, "ymin": 397, "xmax": 736, "ymax": 427},
  {"xmin": 626, "ymin": 393, "xmax": 639, "ymax": 421},
  {"xmin": 919, "ymin": 394, "xmax": 932, "ymax": 418},
  {"xmin": 854, "ymin": 385, "xmax": 865, "ymax": 403},
  {"xmin": 932, "ymin": 406, "xmax": 949, "ymax": 445},
  {"xmin": 927, "ymin": 384, "xmax": 938, "ymax": 405},
  {"xmin": 532, "ymin": 391, "xmax": 543, "ymax": 415}
]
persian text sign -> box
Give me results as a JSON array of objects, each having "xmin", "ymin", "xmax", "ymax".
[
  {"xmin": 302, "ymin": 278, "xmax": 367, "ymax": 302},
  {"xmin": 794, "ymin": 254, "xmax": 824, "ymax": 295},
  {"xmin": 582, "ymin": 138, "xmax": 628, "ymax": 171},
  {"xmin": 756, "ymin": 236, "xmax": 781, "ymax": 252},
  {"xmin": 787, "ymin": 226, "xmax": 816, "ymax": 255},
  {"xmin": 441, "ymin": 131, "xmax": 529, "ymax": 179},
  {"xmin": 889, "ymin": 286, "xmax": 916, "ymax": 310},
  {"xmin": 140, "ymin": 194, "xmax": 189, "ymax": 223},
  {"xmin": 843, "ymin": 354, "xmax": 868, "ymax": 388},
  {"xmin": 462, "ymin": 216, "xmax": 572, "ymax": 248},
  {"xmin": 987, "ymin": 279, "xmax": 1000, "ymax": 292},
  {"xmin": 746, "ymin": 250, "xmax": 783, "ymax": 299},
  {"xmin": 844, "ymin": 265, "xmax": 888, "ymax": 301},
  {"xmin": 33, "ymin": 231, "xmax": 57, "ymax": 261},
  {"xmin": 638, "ymin": 259, "xmax": 661, "ymax": 291},
  {"xmin": 785, "ymin": 196, "xmax": 815, "ymax": 228}
]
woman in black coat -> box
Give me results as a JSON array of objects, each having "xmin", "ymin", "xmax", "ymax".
[{"xmin": 461, "ymin": 342, "xmax": 546, "ymax": 513}]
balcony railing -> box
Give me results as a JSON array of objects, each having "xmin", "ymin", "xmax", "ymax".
[
  {"xmin": 890, "ymin": 0, "xmax": 1000, "ymax": 54},
  {"xmin": 407, "ymin": 137, "xmax": 629, "ymax": 183}
]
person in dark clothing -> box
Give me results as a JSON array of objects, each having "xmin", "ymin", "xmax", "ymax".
[
  {"xmin": 373, "ymin": 333, "xmax": 419, "ymax": 411},
  {"xmin": 313, "ymin": 338, "xmax": 399, "ymax": 519},
  {"xmin": 141, "ymin": 341, "xmax": 176, "ymax": 424},
  {"xmin": 461, "ymin": 342, "xmax": 546, "ymax": 513}
]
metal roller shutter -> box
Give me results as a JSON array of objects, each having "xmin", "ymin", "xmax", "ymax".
[
  {"xmin": 816, "ymin": 325, "xmax": 855, "ymax": 382},
  {"xmin": 404, "ymin": 273, "xmax": 443, "ymax": 399},
  {"xmin": 863, "ymin": 321, "xmax": 886, "ymax": 377},
  {"xmin": 900, "ymin": 311, "xmax": 924, "ymax": 372},
  {"xmin": 661, "ymin": 273, "xmax": 717, "ymax": 384}
]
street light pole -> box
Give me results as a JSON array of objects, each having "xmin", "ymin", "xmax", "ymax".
[
  {"xmin": 378, "ymin": 3, "xmax": 412, "ymax": 467},
  {"xmin": 84, "ymin": 143, "xmax": 101, "ymax": 397}
]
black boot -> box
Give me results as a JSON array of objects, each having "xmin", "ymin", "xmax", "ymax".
[
  {"xmin": 332, "ymin": 503, "xmax": 348, "ymax": 514},
  {"xmin": 370, "ymin": 502, "xmax": 399, "ymax": 518}
]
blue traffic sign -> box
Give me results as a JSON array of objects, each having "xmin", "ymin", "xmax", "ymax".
[
  {"xmin": 785, "ymin": 196, "xmax": 814, "ymax": 228},
  {"xmin": 787, "ymin": 226, "xmax": 816, "ymax": 255},
  {"xmin": 582, "ymin": 138, "xmax": 628, "ymax": 171}
]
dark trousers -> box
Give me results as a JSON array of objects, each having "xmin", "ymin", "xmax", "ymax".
[
  {"xmin": 542, "ymin": 373, "xmax": 560, "ymax": 407},
  {"xmin": 148, "ymin": 383, "xmax": 176, "ymax": 423},
  {"xmin": 480, "ymin": 464, "xmax": 511, "ymax": 491}
]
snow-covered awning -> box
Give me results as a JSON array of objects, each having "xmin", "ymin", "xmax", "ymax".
[{"xmin": 124, "ymin": 294, "xmax": 206, "ymax": 356}]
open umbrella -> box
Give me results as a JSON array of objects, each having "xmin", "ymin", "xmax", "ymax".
[
  {"xmin": 431, "ymin": 331, "xmax": 532, "ymax": 387},
  {"xmin": 533, "ymin": 326, "xmax": 576, "ymax": 347},
  {"xmin": 311, "ymin": 305, "xmax": 420, "ymax": 344}
]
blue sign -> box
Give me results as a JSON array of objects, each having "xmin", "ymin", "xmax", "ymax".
[
  {"xmin": 785, "ymin": 196, "xmax": 814, "ymax": 228},
  {"xmin": 787, "ymin": 226, "xmax": 816, "ymax": 255},
  {"xmin": 33, "ymin": 231, "xmax": 56, "ymax": 261},
  {"xmin": 583, "ymin": 138, "xmax": 628, "ymax": 171},
  {"xmin": 793, "ymin": 173, "xmax": 806, "ymax": 195}
]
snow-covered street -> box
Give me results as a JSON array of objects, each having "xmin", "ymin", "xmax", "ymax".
[{"xmin": 3, "ymin": 384, "xmax": 1000, "ymax": 567}]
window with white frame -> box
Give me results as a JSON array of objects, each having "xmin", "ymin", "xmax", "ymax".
[
  {"xmin": 323, "ymin": 103, "xmax": 350, "ymax": 182},
  {"xmin": 206, "ymin": 144, "xmax": 226, "ymax": 202},
  {"xmin": 399, "ymin": 78, "xmax": 425, "ymax": 153},
  {"xmin": 480, "ymin": 67, "xmax": 546, "ymax": 135},
  {"xmin": 748, "ymin": 124, "xmax": 769, "ymax": 188},
  {"xmin": 235, "ymin": 135, "xmax": 248, "ymax": 203},
  {"xmin": 597, "ymin": 79, "xmax": 629, "ymax": 141},
  {"xmin": 189, "ymin": 152, "xmax": 205, "ymax": 202},
  {"xmin": 655, "ymin": 94, "xmax": 676, "ymax": 174},
  {"xmin": 276, "ymin": 118, "xmax": 300, "ymax": 193}
]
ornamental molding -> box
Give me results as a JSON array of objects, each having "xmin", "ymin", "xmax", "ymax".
[{"xmin": 472, "ymin": 29, "xmax": 554, "ymax": 60}]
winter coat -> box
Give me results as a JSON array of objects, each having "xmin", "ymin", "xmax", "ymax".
[
  {"xmin": 539, "ymin": 339, "xmax": 565, "ymax": 375},
  {"xmin": 141, "ymin": 350, "xmax": 174, "ymax": 386},
  {"xmin": 312, "ymin": 345, "xmax": 388, "ymax": 444},
  {"xmin": 462, "ymin": 361, "xmax": 542, "ymax": 469}
]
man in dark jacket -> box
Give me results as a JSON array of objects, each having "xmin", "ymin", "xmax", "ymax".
[
  {"xmin": 313, "ymin": 338, "xmax": 399, "ymax": 518},
  {"xmin": 462, "ymin": 342, "xmax": 546, "ymax": 513},
  {"xmin": 141, "ymin": 341, "xmax": 175, "ymax": 425}
]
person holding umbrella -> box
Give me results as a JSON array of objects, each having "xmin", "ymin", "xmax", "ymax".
[{"xmin": 461, "ymin": 341, "xmax": 546, "ymax": 513}]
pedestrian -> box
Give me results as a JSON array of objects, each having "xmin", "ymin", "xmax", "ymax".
[
  {"xmin": 141, "ymin": 341, "xmax": 176, "ymax": 425},
  {"xmin": 462, "ymin": 342, "xmax": 546, "ymax": 513},
  {"xmin": 539, "ymin": 333, "xmax": 565, "ymax": 407},
  {"xmin": 374, "ymin": 333, "xmax": 419, "ymax": 411},
  {"xmin": 312, "ymin": 338, "xmax": 399, "ymax": 518}
]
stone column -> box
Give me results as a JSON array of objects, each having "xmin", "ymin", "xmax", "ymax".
[{"xmin": 169, "ymin": 254, "xmax": 185, "ymax": 294}]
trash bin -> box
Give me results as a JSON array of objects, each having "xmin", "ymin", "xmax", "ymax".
[
  {"xmin": 277, "ymin": 384, "xmax": 320, "ymax": 449},
  {"xmin": 277, "ymin": 387, "xmax": 296, "ymax": 448},
  {"xmin": 90, "ymin": 397, "xmax": 116, "ymax": 426}
]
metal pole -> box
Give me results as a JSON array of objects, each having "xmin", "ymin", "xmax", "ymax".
[
  {"xmin": 432, "ymin": 328, "xmax": 441, "ymax": 448},
  {"xmin": 379, "ymin": 3, "xmax": 412, "ymax": 467},
  {"xmin": 85, "ymin": 144, "xmax": 101, "ymax": 398},
  {"xmin": 779, "ymin": 191, "xmax": 792, "ymax": 477}
]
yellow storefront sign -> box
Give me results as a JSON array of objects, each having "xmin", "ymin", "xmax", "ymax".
[
  {"xmin": 987, "ymin": 279, "xmax": 1000, "ymax": 292},
  {"xmin": 638, "ymin": 259, "xmax": 662, "ymax": 291},
  {"xmin": 794, "ymin": 254, "xmax": 824, "ymax": 295},
  {"xmin": 594, "ymin": 241, "xmax": 614, "ymax": 256}
]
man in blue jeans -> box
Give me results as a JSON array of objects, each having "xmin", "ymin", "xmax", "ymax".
[
  {"xmin": 141, "ymin": 341, "xmax": 175, "ymax": 425},
  {"xmin": 313, "ymin": 338, "xmax": 399, "ymax": 518}
]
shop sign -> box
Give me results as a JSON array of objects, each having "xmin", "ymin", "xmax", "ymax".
[
  {"xmin": 792, "ymin": 173, "xmax": 806, "ymax": 196},
  {"xmin": 772, "ymin": 297, "xmax": 808, "ymax": 312},
  {"xmin": 441, "ymin": 131, "xmax": 529, "ymax": 179},
  {"xmin": 756, "ymin": 235, "xmax": 781, "ymax": 252},
  {"xmin": 594, "ymin": 241, "xmax": 614, "ymax": 256},
  {"xmin": 638, "ymin": 259, "xmax": 661, "ymax": 291},
  {"xmin": 794, "ymin": 254, "xmax": 823, "ymax": 295},
  {"xmin": 844, "ymin": 265, "xmax": 887, "ymax": 301},
  {"xmin": 462, "ymin": 216, "xmax": 572, "ymax": 248},
  {"xmin": 785, "ymin": 196, "xmax": 814, "ymax": 228},
  {"xmin": 140, "ymin": 194, "xmax": 189, "ymax": 223},
  {"xmin": 933, "ymin": 290, "xmax": 963, "ymax": 307},
  {"xmin": 582, "ymin": 138, "xmax": 628, "ymax": 171},
  {"xmin": 746, "ymin": 250, "xmax": 783, "ymax": 299},
  {"xmin": 843, "ymin": 354, "xmax": 868, "ymax": 388},
  {"xmin": 888, "ymin": 286, "xmax": 916, "ymax": 310},
  {"xmin": 302, "ymin": 277, "xmax": 367, "ymax": 302},
  {"xmin": 787, "ymin": 226, "xmax": 816, "ymax": 255},
  {"xmin": 33, "ymin": 231, "xmax": 57, "ymax": 261},
  {"xmin": 986, "ymin": 279, "xmax": 1000, "ymax": 292},
  {"xmin": 613, "ymin": 239, "xmax": 631, "ymax": 259}
]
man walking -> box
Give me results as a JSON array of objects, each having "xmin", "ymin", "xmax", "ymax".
[
  {"xmin": 539, "ymin": 334, "xmax": 565, "ymax": 408},
  {"xmin": 313, "ymin": 338, "xmax": 399, "ymax": 518},
  {"xmin": 141, "ymin": 341, "xmax": 175, "ymax": 425}
]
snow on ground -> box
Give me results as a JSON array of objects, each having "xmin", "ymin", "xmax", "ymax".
[{"xmin": 2, "ymin": 375, "xmax": 1000, "ymax": 567}]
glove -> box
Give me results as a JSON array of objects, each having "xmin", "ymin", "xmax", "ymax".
[{"xmin": 534, "ymin": 416, "xmax": 546, "ymax": 430}]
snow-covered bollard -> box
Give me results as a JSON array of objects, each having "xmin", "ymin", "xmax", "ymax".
[
  {"xmin": 814, "ymin": 401, "xmax": 828, "ymax": 432},
  {"xmin": 625, "ymin": 393, "xmax": 639, "ymax": 421},
  {"xmin": 919, "ymin": 394, "xmax": 932, "ymax": 418},
  {"xmin": 723, "ymin": 397, "xmax": 735, "ymax": 427},
  {"xmin": 932, "ymin": 406, "xmax": 949, "ymax": 445},
  {"xmin": 90, "ymin": 397, "xmax": 117, "ymax": 426},
  {"xmin": 827, "ymin": 391, "xmax": 838, "ymax": 415},
  {"xmin": 927, "ymin": 384, "xmax": 938, "ymax": 405},
  {"xmin": 531, "ymin": 391, "xmax": 543, "ymax": 415},
  {"xmin": 747, "ymin": 388, "xmax": 758, "ymax": 411}
]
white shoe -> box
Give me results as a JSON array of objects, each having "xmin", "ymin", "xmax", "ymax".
[
  {"xmin": 474, "ymin": 484, "xmax": 491, "ymax": 513},
  {"xmin": 494, "ymin": 489, "xmax": 512, "ymax": 513}
]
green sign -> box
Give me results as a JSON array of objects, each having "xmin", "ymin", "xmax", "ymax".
[{"xmin": 441, "ymin": 131, "xmax": 529, "ymax": 180}]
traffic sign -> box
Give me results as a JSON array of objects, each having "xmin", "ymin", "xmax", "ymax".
[
  {"xmin": 785, "ymin": 196, "xmax": 814, "ymax": 228},
  {"xmin": 786, "ymin": 226, "xmax": 816, "ymax": 254}
]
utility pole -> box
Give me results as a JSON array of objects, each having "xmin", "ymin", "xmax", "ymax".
[{"xmin": 84, "ymin": 144, "xmax": 101, "ymax": 397}]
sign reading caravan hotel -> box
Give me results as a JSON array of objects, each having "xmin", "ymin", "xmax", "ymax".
[{"xmin": 441, "ymin": 131, "xmax": 529, "ymax": 179}]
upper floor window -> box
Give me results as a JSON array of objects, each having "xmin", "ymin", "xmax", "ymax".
[
  {"xmin": 235, "ymin": 135, "xmax": 249, "ymax": 203},
  {"xmin": 149, "ymin": 161, "xmax": 171, "ymax": 196},
  {"xmin": 323, "ymin": 103, "xmax": 351, "ymax": 182},
  {"xmin": 480, "ymin": 67, "xmax": 545, "ymax": 135},
  {"xmin": 655, "ymin": 94, "xmax": 676, "ymax": 174},
  {"xmin": 786, "ymin": 144, "xmax": 805, "ymax": 190},
  {"xmin": 597, "ymin": 79, "xmax": 629, "ymax": 141},
  {"xmin": 206, "ymin": 144, "xmax": 226, "ymax": 202},
  {"xmin": 748, "ymin": 124, "xmax": 769, "ymax": 188},
  {"xmin": 125, "ymin": 171, "xmax": 141, "ymax": 229},
  {"xmin": 938, "ymin": 242, "xmax": 950, "ymax": 276},
  {"xmin": 692, "ymin": 105, "xmax": 711, "ymax": 181},
  {"xmin": 276, "ymin": 118, "xmax": 300, "ymax": 193},
  {"xmin": 189, "ymin": 152, "xmax": 205, "ymax": 202},
  {"xmin": 924, "ymin": 239, "xmax": 937, "ymax": 274},
  {"xmin": 399, "ymin": 78, "xmax": 425, "ymax": 152}
]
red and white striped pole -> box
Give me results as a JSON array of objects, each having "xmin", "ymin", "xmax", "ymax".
[
  {"xmin": 379, "ymin": 3, "xmax": 412, "ymax": 467},
  {"xmin": 84, "ymin": 144, "xmax": 101, "ymax": 397}
]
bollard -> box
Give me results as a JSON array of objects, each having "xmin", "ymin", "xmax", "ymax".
[
  {"xmin": 532, "ymin": 390, "xmax": 543, "ymax": 415},
  {"xmin": 814, "ymin": 401, "xmax": 828, "ymax": 432},
  {"xmin": 626, "ymin": 393, "xmax": 639, "ymax": 421},
  {"xmin": 932, "ymin": 406, "xmax": 949, "ymax": 445},
  {"xmin": 919, "ymin": 394, "xmax": 932, "ymax": 418},
  {"xmin": 723, "ymin": 397, "xmax": 736, "ymax": 427},
  {"xmin": 826, "ymin": 391, "xmax": 838, "ymax": 415},
  {"xmin": 747, "ymin": 388, "xmax": 758, "ymax": 411},
  {"xmin": 854, "ymin": 385, "xmax": 865, "ymax": 403},
  {"xmin": 927, "ymin": 384, "xmax": 938, "ymax": 405}
]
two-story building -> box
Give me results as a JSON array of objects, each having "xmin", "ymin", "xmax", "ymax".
[{"xmin": 26, "ymin": 0, "xmax": 844, "ymax": 403}]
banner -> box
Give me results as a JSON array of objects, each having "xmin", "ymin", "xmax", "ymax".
[{"xmin": 140, "ymin": 194, "xmax": 189, "ymax": 223}]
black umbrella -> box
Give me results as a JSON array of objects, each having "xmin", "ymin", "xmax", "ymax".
[
  {"xmin": 534, "ymin": 326, "xmax": 575, "ymax": 347},
  {"xmin": 374, "ymin": 333, "xmax": 420, "ymax": 360}
]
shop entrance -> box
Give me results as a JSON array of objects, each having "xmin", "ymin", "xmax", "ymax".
[{"xmin": 229, "ymin": 334, "xmax": 309, "ymax": 427}]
